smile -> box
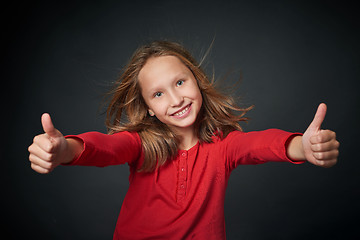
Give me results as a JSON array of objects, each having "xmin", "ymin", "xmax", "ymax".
[{"xmin": 172, "ymin": 104, "xmax": 192, "ymax": 118}]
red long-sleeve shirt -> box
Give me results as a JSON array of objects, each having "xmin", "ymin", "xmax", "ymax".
[{"xmin": 65, "ymin": 129, "xmax": 302, "ymax": 239}]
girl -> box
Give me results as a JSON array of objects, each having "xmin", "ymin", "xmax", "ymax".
[{"xmin": 28, "ymin": 41, "xmax": 339, "ymax": 239}]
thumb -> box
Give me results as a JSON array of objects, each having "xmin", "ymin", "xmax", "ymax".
[
  {"xmin": 41, "ymin": 113, "xmax": 61, "ymax": 138},
  {"xmin": 308, "ymin": 103, "xmax": 327, "ymax": 131}
]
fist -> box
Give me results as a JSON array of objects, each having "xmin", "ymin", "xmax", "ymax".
[
  {"xmin": 302, "ymin": 104, "xmax": 340, "ymax": 168},
  {"xmin": 28, "ymin": 113, "xmax": 68, "ymax": 174}
]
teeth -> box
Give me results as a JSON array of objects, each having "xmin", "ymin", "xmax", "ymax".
[{"xmin": 174, "ymin": 106, "xmax": 189, "ymax": 116}]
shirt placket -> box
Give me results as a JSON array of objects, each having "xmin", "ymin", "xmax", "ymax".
[{"xmin": 177, "ymin": 151, "xmax": 188, "ymax": 202}]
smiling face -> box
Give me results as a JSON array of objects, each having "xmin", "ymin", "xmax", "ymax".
[{"xmin": 138, "ymin": 55, "xmax": 203, "ymax": 134}]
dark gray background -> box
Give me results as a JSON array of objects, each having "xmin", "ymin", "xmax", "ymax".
[{"xmin": 3, "ymin": 0, "xmax": 359, "ymax": 239}]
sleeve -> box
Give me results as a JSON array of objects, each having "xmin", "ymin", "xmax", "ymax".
[
  {"xmin": 225, "ymin": 129, "xmax": 304, "ymax": 171},
  {"xmin": 63, "ymin": 131, "xmax": 142, "ymax": 167}
]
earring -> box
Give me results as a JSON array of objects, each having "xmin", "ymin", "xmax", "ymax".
[{"xmin": 148, "ymin": 110, "xmax": 155, "ymax": 116}]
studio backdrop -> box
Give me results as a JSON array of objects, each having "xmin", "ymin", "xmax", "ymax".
[{"xmin": 3, "ymin": 0, "xmax": 359, "ymax": 239}]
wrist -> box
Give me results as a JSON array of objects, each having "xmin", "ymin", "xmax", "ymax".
[
  {"xmin": 286, "ymin": 135, "xmax": 306, "ymax": 161},
  {"xmin": 63, "ymin": 138, "xmax": 84, "ymax": 164}
]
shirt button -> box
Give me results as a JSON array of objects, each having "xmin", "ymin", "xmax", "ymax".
[
  {"xmin": 182, "ymin": 152, "xmax": 186, "ymax": 157},
  {"xmin": 180, "ymin": 185, "xmax": 185, "ymax": 189},
  {"xmin": 181, "ymin": 168, "xmax": 185, "ymax": 172}
]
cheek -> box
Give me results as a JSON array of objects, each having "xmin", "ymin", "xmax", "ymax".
[
  {"xmin": 150, "ymin": 100, "xmax": 168, "ymax": 114},
  {"xmin": 192, "ymin": 87, "xmax": 203, "ymax": 105}
]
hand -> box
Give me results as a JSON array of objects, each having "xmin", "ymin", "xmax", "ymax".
[
  {"xmin": 28, "ymin": 113, "xmax": 70, "ymax": 174},
  {"xmin": 302, "ymin": 103, "xmax": 339, "ymax": 168}
]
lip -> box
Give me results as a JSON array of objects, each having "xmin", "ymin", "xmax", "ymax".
[{"xmin": 171, "ymin": 104, "xmax": 192, "ymax": 119}]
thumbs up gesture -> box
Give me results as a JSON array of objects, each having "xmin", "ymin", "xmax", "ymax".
[
  {"xmin": 302, "ymin": 103, "xmax": 339, "ymax": 167},
  {"xmin": 28, "ymin": 113, "xmax": 72, "ymax": 174}
]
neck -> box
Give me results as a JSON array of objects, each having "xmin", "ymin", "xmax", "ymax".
[{"xmin": 174, "ymin": 127, "xmax": 198, "ymax": 150}]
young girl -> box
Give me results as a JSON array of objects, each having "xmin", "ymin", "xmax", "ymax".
[{"xmin": 28, "ymin": 41, "xmax": 339, "ymax": 239}]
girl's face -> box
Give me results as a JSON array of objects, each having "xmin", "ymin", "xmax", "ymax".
[{"xmin": 138, "ymin": 56, "xmax": 203, "ymax": 134}]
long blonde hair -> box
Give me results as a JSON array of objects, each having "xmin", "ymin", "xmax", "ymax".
[{"xmin": 106, "ymin": 41, "xmax": 252, "ymax": 172}]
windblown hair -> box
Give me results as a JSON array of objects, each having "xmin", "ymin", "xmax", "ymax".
[{"xmin": 106, "ymin": 40, "xmax": 252, "ymax": 172}]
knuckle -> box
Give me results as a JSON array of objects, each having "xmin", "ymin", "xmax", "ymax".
[
  {"xmin": 315, "ymin": 152, "xmax": 324, "ymax": 160},
  {"xmin": 315, "ymin": 158, "xmax": 337, "ymax": 168},
  {"xmin": 29, "ymin": 154, "xmax": 34, "ymax": 162},
  {"xmin": 311, "ymin": 144, "xmax": 320, "ymax": 152},
  {"xmin": 323, "ymin": 160, "xmax": 336, "ymax": 168},
  {"xmin": 40, "ymin": 166, "xmax": 50, "ymax": 174},
  {"xmin": 31, "ymin": 163, "xmax": 51, "ymax": 174},
  {"xmin": 45, "ymin": 162, "xmax": 53, "ymax": 170},
  {"xmin": 28, "ymin": 144, "xmax": 33, "ymax": 153},
  {"xmin": 44, "ymin": 153, "xmax": 54, "ymax": 161},
  {"xmin": 322, "ymin": 163, "xmax": 330, "ymax": 168},
  {"xmin": 332, "ymin": 131, "xmax": 336, "ymax": 139},
  {"xmin": 41, "ymin": 168, "xmax": 50, "ymax": 174},
  {"xmin": 332, "ymin": 159, "xmax": 338, "ymax": 166},
  {"xmin": 315, "ymin": 144, "xmax": 322, "ymax": 151},
  {"xmin": 316, "ymin": 160, "xmax": 325, "ymax": 166},
  {"xmin": 31, "ymin": 163, "xmax": 40, "ymax": 173},
  {"xmin": 30, "ymin": 163, "xmax": 36, "ymax": 170},
  {"xmin": 34, "ymin": 134, "xmax": 45, "ymax": 143},
  {"xmin": 310, "ymin": 135, "xmax": 318, "ymax": 144},
  {"xmin": 46, "ymin": 143, "xmax": 55, "ymax": 153}
]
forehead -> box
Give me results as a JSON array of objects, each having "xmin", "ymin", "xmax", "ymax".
[{"xmin": 138, "ymin": 56, "xmax": 191, "ymax": 87}]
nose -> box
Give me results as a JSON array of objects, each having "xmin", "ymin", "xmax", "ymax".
[{"xmin": 168, "ymin": 90, "xmax": 184, "ymax": 107}]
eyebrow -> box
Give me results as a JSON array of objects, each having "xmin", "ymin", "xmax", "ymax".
[{"xmin": 172, "ymin": 72, "xmax": 188, "ymax": 81}]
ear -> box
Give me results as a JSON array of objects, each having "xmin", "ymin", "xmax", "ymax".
[{"xmin": 148, "ymin": 109, "xmax": 155, "ymax": 116}]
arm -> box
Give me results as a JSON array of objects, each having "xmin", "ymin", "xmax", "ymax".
[
  {"xmin": 63, "ymin": 131, "xmax": 141, "ymax": 167},
  {"xmin": 286, "ymin": 103, "xmax": 339, "ymax": 167},
  {"xmin": 225, "ymin": 129, "xmax": 304, "ymax": 171},
  {"xmin": 28, "ymin": 113, "xmax": 141, "ymax": 173}
]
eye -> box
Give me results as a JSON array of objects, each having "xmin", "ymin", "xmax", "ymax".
[
  {"xmin": 154, "ymin": 92, "xmax": 163, "ymax": 98},
  {"xmin": 176, "ymin": 80, "xmax": 184, "ymax": 86}
]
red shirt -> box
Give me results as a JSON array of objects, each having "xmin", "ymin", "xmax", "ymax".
[{"xmin": 66, "ymin": 129, "xmax": 302, "ymax": 239}]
